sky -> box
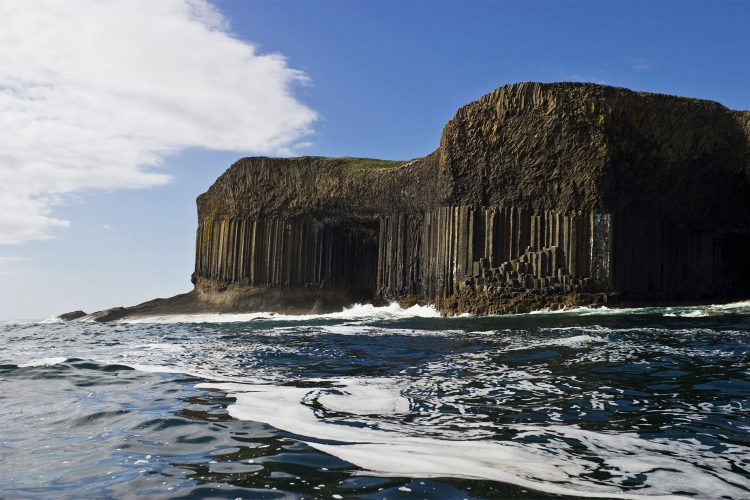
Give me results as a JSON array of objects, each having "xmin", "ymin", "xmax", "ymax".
[{"xmin": 1, "ymin": 0, "xmax": 749, "ymax": 320}]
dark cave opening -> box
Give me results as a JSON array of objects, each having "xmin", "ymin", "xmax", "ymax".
[{"xmin": 721, "ymin": 231, "xmax": 750, "ymax": 298}]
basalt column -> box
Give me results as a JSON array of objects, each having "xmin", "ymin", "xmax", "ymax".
[
  {"xmin": 376, "ymin": 205, "xmax": 609, "ymax": 307},
  {"xmin": 610, "ymin": 214, "xmax": 733, "ymax": 300},
  {"xmin": 195, "ymin": 216, "xmax": 379, "ymax": 298}
]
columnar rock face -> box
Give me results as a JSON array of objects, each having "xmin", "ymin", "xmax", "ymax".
[
  {"xmin": 375, "ymin": 207, "xmax": 608, "ymax": 307},
  {"xmin": 184, "ymin": 82, "xmax": 750, "ymax": 315},
  {"xmin": 194, "ymin": 217, "xmax": 378, "ymax": 293}
]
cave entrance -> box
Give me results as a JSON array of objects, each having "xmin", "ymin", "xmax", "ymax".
[
  {"xmin": 721, "ymin": 231, "xmax": 750, "ymax": 298},
  {"xmin": 336, "ymin": 216, "xmax": 380, "ymax": 299}
]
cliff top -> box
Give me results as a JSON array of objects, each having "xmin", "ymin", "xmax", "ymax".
[
  {"xmin": 198, "ymin": 82, "xmax": 750, "ymax": 228},
  {"xmin": 337, "ymin": 157, "xmax": 410, "ymax": 170}
]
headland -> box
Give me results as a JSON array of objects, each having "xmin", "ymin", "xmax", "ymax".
[{"xmin": 65, "ymin": 82, "xmax": 750, "ymax": 321}]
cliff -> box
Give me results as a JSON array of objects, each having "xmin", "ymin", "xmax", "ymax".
[{"xmin": 68, "ymin": 82, "xmax": 750, "ymax": 321}]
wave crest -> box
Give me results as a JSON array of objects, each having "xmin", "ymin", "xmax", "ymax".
[{"xmin": 118, "ymin": 302, "xmax": 441, "ymax": 324}]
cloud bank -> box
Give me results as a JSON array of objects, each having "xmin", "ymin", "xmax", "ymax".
[{"xmin": 0, "ymin": 0, "xmax": 316, "ymax": 244}]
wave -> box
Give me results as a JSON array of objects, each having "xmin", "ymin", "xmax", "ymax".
[
  {"xmin": 528, "ymin": 300, "xmax": 750, "ymax": 318},
  {"xmin": 1, "ymin": 318, "xmax": 51, "ymax": 325},
  {"xmin": 40, "ymin": 316, "xmax": 65, "ymax": 324},
  {"xmin": 117, "ymin": 302, "xmax": 441, "ymax": 324},
  {"xmin": 17, "ymin": 356, "xmax": 68, "ymax": 367},
  {"xmin": 102, "ymin": 301, "xmax": 701, "ymax": 324},
  {"xmin": 13, "ymin": 299, "xmax": 750, "ymax": 326},
  {"xmin": 527, "ymin": 305, "xmax": 631, "ymax": 316},
  {"xmin": 671, "ymin": 300, "xmax": 750, "ymax": 315},
  {"xmin": 9, "ymin": 354, "xmax": 249, "ymax": 383},
  {"xmin": 660, "ymin": 300, "xmax": 750, "ymax": 318}
]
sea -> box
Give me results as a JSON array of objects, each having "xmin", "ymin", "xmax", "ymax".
[{"xmin": 1, "ymin": 302, "xmax": 750, "ymax": 499}]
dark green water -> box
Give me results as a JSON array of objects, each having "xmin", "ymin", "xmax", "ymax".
[{"xmin": 1, "ymin": 302, "xmax": 749, "ymax": 499}]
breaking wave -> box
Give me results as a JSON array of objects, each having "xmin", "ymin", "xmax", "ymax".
[{"xmin": 117, "ymin": 301, "xmax": 442, "ymax": 324}]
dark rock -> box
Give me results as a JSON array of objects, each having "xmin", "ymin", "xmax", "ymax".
[
  {"xmin": 87, "ymin": 307, "xmax": 128, "ymax": 323},
  {"xmin": 58, "ymin": 310, "xmax": 86, "ymax": 321},
  {"xmin": 524, "ymin": 274, "xmax": 535, "ymax": 289}
]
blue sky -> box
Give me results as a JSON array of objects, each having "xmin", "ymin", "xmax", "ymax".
[{"xmin": 2, "ymin": 0, "xmax": 749, "ymax": 319}]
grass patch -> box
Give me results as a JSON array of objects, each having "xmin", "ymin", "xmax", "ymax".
[{"xmin": 337, "ymin": 157, "xmax": 411, "ymax": 171}]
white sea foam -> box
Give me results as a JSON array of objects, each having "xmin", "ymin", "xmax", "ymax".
[
  {"xmin": 514, "ymin": 334, "xmax": 604, "ymax": 350},
  {"xmin": 131, "ymin": 343, "xmax": 186, "ymax": 353},
  {"xmin": 660, "ymin": 300, "xmax": 750, "ymax": 318},
  {"xmin": 316, "ymin": 378, "xmax": 410, "ymax": 415},
  {"xmin": 18, "ymin": 356, "xmax": 68, "ymax": 367},
  {"xmin": 313, "ymin": 325, "xmax": 461, "ymax": 337},
  {"xmin": 40, "ymin": 316, "xmax": 64, "ymax": 324},
  {"xmin": 118, "ymin": 302, "xmax": 441, "ymax": 324},
  {"xmin": 677, "ymin": 310, "xmax": 709, "ymax": 318},
  {"xmin": 199, "ymin": 378, "xmax": 750, "ymax": 499},
  {"xmin": 709, "ymin": 299, "xmax": 750, "ymax": 310},
  {"xmin": 533, "ymin": 300, "xmax": 750, "ymax": 319},
  {"xmin": 528, "ymin": 305, "xmax": 609, "ymax": 315},
  {"xmin": 548, "ymin": 334, "xmax": 603, "ymax": 347},
  {"xmin": 528, "ymin": 305, "xmax": 652, "ymax": 316},
  {"xmin": 1, "ymin": 318, "xmax": 47, "ymax": 325}
]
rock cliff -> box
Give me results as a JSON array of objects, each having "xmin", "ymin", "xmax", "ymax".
[{"xmin": 67, "ymin": 82, "xmax": 750, "ymax": 321}]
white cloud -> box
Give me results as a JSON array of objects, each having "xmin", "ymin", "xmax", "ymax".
[
  {"xmin": 631, "ymin": 58, "xmax": 652, "ymax": 72},
  {"xmin": 0, "ymin": 0, "xmax": 316, "ymax": 244}
]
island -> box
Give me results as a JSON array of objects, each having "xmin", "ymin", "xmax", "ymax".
[{"xmin": 66, "ymin": 82, "xmax": 750, "ymax": 321}]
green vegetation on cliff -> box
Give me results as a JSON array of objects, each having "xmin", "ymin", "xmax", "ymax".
[{"xmin": 338, "ymin": 157, "xmax": 409, "ymax": 171}]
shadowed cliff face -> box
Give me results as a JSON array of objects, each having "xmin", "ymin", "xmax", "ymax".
[
  {"xmin": 69, "ymin": 82, "xmax": 750, "ymax": 321},
  {"xmin": 602, "ymin": 91, "xmax": 750, "ymax": 228}
]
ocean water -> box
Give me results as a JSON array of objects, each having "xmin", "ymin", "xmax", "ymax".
[{"xmin": 1, "ymin": 303, "xmax": 750, "ymax": 499}]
